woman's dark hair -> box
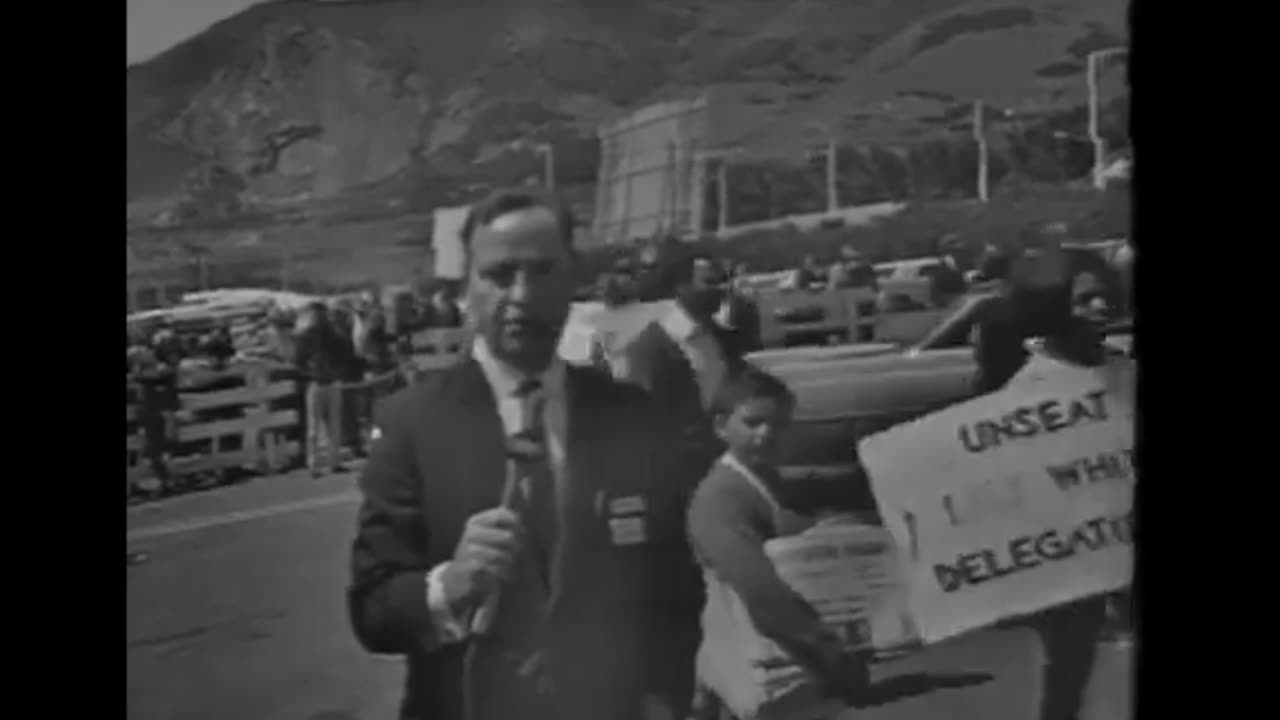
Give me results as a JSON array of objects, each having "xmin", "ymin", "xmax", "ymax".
[
  {"xmin": 1007, "ymin": 246, "xmax": 1120, "ymax": 337},
  {"xmin": 711, "ymin": 364, "xmax": 795, "ymax": 418}
]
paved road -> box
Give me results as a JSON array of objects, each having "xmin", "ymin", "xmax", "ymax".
[{"xmin": 126, "ymin": 472, "xmax": 1131, "ymax": 720}]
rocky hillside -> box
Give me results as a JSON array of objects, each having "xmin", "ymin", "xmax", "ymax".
[{"xmin": 126, "ymin": 0, "xmax": 1128, "ymax": 230}]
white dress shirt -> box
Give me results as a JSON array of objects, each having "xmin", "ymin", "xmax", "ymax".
[
  {"xmin": 659, "ymin": 302, "xmax": 729, "ymax": 411},
  {"xmin": 425, "ymin": 337, "xmax": 568, "ymax": 643}
]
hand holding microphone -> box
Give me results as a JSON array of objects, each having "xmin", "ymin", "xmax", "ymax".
[
  {"xmin": 439, "ymin": 502, "xmax": 525, "ymax": 621},
  {"xmin": 447, "ymin": 429, "xmax": 547, "ymax": 635}
]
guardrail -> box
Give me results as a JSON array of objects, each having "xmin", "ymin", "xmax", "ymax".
[{"xmin": 126, "ymin": 328, "xmax": 472, "ymax": 500}]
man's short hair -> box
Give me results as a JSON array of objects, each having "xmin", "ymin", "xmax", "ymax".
[
  {"xmin": 711, "ymin": 364, "xmax": 796, "ymax": 418},
  {"xmin": 458, "ymin": 188, "xmax": 576, "ymax": 267}
]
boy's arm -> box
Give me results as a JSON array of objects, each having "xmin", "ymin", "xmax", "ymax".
[{"xmin": 687, "ymin": 471, "xmax": 858, "ymax": 692}]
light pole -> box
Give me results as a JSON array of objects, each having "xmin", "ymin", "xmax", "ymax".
[
  {"xmin": 973, "ymin": 100, "xmax": 989, "ymax": 203},
  {"xmin": 697, "ymin": 147, "xmax": 741, "ymax": 236},
  {"xmin": 812, "ymin": 136, "xmax": 838, "ymax": 214},
  {"xmin": 537, "ymin": 143, "xmax": 555, "ymax": 190},
  {"xmin": 1088, "ymin": 47, "xmax": 1128, "ymax": 189},
  {"xmin": 803, "ymin": 123, "xmax": 839, "ymax": 214},
  {"xmin": 530, "ymin": 142, "xmax": 555, "ymax": 190}
]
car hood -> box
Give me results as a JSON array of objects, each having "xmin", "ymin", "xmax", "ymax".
[{"xmin": 750, "ymin": 344, "xmax": 977, "ymax": 422}]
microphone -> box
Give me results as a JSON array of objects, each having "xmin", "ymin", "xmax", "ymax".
[{"xmin": 468, "ymin": 430, "xmax": 547, "ymax": 637}]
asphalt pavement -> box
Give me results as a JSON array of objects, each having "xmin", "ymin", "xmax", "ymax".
[{"xmin": 126, "ymin": 469, "xmax": 1131, "ymax": 720}]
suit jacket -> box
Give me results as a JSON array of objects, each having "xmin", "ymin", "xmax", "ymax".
[{"xmin": 348, "ymin": 359, "xmax": 702, "ymax": 720}]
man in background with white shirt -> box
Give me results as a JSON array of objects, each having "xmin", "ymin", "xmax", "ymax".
[{"xmin": 347, "ymin": 188, "xmax": 702, "ymax": 720}]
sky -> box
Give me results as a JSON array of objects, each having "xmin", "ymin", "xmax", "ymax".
[{"xmin": 127, "ymin": 0, "xmax": 268, "ymax": 65}]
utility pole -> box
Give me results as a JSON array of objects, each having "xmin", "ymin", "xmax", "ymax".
[
  {"xmin": 973, "ymin": 100, "xmax": 989, "ymax": 203},
  {"xmin": 538, "ymin": 143, "xmax": 555, "ymax": 191},
  {"xmin": 695, "ymin": 146, "xmax": 740, "ymax": 237},
  {"xmin": 1088, "ymin": 47, "xmax": 1128, "ymax": 190},
  {"xmin": 825, "ymin": 136, "xmax": 838, "ymax": 213}
]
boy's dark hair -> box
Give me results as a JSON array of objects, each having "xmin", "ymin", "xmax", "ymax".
[
  {"xmin": 711, "ymin": 364, "xmax": 796, "ymax": 418},
  {"xmin": 457, "ymin": 188, "xmax": 576, "ymax": 270}
]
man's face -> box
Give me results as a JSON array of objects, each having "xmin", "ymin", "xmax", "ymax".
[{"xmin": 465, "ymin": 206, "xmax": 573, "ymax": 372}]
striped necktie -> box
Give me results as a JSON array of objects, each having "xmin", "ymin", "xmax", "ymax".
[{"xmin": 513, "ymin": 378, "xmax": 555, "ymax": 589}]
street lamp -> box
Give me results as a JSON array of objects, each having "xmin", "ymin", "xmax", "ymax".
[{"xmin": 1087, "ymin": 47, "xmax": 1128, "ymax": 189}]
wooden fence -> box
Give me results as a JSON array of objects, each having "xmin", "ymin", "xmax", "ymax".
[
  {"xmin": 126, "ymin": 364, "xmax": 301, "ymax": 495},
  {"xmin": 126, "ymin": 328, "xmax": 472, "ymax": 498}
]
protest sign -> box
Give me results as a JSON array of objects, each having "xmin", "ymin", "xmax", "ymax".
[
  {"xmin": 699, "ymin": 516, "xmax": 914, "ymax": 720},
  {"xmin": 857, "ymin": 353, "xmax": 1135, "ymax": 644},
  {"xmin": 764, "ymin": 517, "xmax": 920, "ymax": 656},
  {"xmin": 556, "ymin": 299, "xmax": 677, "ymax": 366}
]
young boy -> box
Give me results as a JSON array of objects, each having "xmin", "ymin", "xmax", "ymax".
[{"xmin": 687, "ymin": 366, "xmax": 869, "ymax": 719}]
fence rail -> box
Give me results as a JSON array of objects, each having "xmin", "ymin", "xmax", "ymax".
[
  {"xmin": 125, "ymin": 309, "xmax": 955, "ymax": 500},
  {"xmin": 126, "ymin": 328, "xmax": 472, "ymax": 499}
]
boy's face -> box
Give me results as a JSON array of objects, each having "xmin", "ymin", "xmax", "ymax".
[{"xmin": 716, "ymin": 395, "xmax": 793, "ymax": 468}]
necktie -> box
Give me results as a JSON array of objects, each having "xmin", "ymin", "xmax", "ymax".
[{"xmin": 513, "ymin": 379, "xmax": 556, "ymax": 590}]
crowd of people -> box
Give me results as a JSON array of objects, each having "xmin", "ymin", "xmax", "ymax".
[
  {"xmin": 345, "ymin": 187, "xmax": 1133, "ymax": 720},
  {"xmin": 127, "ymin": 212, "xmax": 1130, "ymax": 506}
]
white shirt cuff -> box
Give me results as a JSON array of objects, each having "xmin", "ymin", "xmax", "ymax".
[{"xmin": 426, "ymin": 562, "xmax": 469, "ymax": 644}]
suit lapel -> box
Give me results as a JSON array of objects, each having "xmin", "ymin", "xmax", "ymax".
[
  {"xmin": 442, "ymin": 359, "xmax": 508, "ymax": 513},
  {"xmin": 547, "ymin": 366, "xmax": 604, "ymax": 613}
]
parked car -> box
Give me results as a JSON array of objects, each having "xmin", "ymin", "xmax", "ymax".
[{"xmin": 750, "ymin": 296, "xmax": 1131, "ymax": 511}]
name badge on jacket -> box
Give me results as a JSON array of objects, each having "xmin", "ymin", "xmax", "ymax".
[{"xmin": 600, "ymin": 493, "xmax": 648, "ymax": 546}]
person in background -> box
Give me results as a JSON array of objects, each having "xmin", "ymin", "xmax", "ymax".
[
  {"xmin": 425, "ymin": 285, "xmax": 464, "ymax": 328},
  {"xmin": 131, "ymin": 335, "xmax": 183, "ymax": 496},
  {"xmin": 790, "ymin": 255, "xmax": 823, "ymax": 290},
  {"xmin": 970, "ymin": 240, "xmax": 1119, "ymax": 720},
  {"xmin": 342, "ymin": 309, "xmax": 370, "ymax": 460},
  {"xmin": 598, "ymin": 259, "xmax": 636, "ymax": 307},
  {"xmin": 294, "ymin": 302, "xmax": 352, "ymax": 477},
  {"xmin": 329, "ymin": 300, "xmax": 355, "ymax": 345},
  {"xmin": 716, "ymin": 269, "xmax": 763, "ymax": 358},
  {"xmin": 634, "ymin": 238, "xmax": 690, "ymax": 302},
  {"xmin": 826, "ymin": 246, "xmax": 877, "ymax": 291},
  {"xmin": 973, "ymin": 243, "xmax": 1012, "ymax": 286},
  {"xmin": 264, "ymin": 307, "xmax": 298, "ymax": 363},
  {"xmin": 929, "ymin": 234, "xmax": 969, "ymax": 308},
  {"xmin": 588, "ymin": 260, "xmax": 642, "ymax": 376},
  {"xmin": 354, "ymin": 305, "xmax": 397, "ymax": 447},
  {"xmin": 203, "ymin": 323, "xmax": 236, "ymax": 369},
  {"xmin": 351, "ymin": 290, "xmax": 380, "ymax": 348},
  {"xmin": 181, "ymin": 333, "xmax": 203, "ymax": 363},
  {"xmin": 603, "ymin": 252, "xmax": 733, "ymax": 438},
  {"xmin": 1111, "ymin": 240, "xmax": 1133, "ymax": 317},
  {"xmin": 688, "ymin": 367, "xmax": 870, "ymax": 719},
  {"xmin": 691, "ymin": 257, "xmax": 718, "ymax": 291}
]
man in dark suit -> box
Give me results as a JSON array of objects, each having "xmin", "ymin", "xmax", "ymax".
[{"xmin": 348, "ymin": 189, "xmax": 702, "ymax": 720}]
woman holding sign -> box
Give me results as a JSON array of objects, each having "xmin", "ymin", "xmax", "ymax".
[{"xmin": 971, "ymin": 233, "xmax": 1132, "ymax": 720}]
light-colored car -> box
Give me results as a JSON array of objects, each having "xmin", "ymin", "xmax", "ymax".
[{"xmin": 750, "ymin": 295, "xmax": 1131, "ymax": 504}]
